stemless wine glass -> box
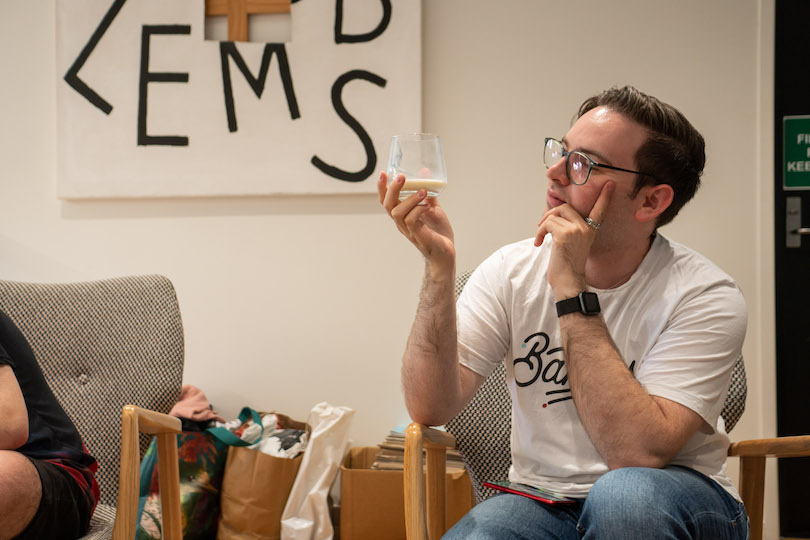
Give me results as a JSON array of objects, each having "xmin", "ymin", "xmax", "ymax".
[{"xmin": 386, "ymin": 133, "xmax": 448, "ymax": 200}]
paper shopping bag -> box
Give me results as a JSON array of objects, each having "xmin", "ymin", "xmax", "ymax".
[{"xmin": 217, "ymin": 413, "xmax": 309, "ymax": 540}]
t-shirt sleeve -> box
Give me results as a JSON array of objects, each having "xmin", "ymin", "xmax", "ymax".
[
  {"xmin": 456, "ymin": 249, "xmax": 511, "ymax": 378},
  {"xmin": 635, "ymin": 280, "xmax": 748, "ymax": 426},
  {"xmin": 0, "ymin": 342, "xmax": 13, "ymax": 367}
]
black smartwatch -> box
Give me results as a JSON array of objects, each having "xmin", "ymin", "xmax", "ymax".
[{"xmin": 555, "ymin": 291, "xmax": 600, "ymax": 317}]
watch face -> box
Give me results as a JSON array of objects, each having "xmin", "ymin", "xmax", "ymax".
[{"xmin": 581, "ymin": 292, "xmax": 600, "ymax": 313}]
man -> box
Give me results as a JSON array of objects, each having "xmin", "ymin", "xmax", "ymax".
[
  {"xmin": 0, "ymin": 309, "xmax": 100, "ymax": 539},
  {"xmin": 378, "ymin": 86, "xmax": 748, "ymax": 539}
]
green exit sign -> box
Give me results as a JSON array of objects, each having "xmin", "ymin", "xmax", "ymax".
[{"xmin": 784, "ymin": 115, "xmax": 810, "ymax": 190}]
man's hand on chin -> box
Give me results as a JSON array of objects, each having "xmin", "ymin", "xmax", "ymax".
[{"xmin": 534, "ymin": 181, "xmax": 614, "ymax": 298}]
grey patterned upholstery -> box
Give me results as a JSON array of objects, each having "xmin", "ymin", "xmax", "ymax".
[
  {"xmin": 445, "ymin": 362, "xmax": 510, "ymax": 503},
  {"xmin": 82, "ymin": 504, "xmax": 116, "ymax": 539},
  {"xmin": 0, "ymin": 275, "xmax": 184, "ymax": 539},
  {"xmin": 445, "ymin": 270, "xmax": 747, "ymax": 504},
  {"xmin": 722, "ymin": 356, "xmax": 747, "ymax": 432}
]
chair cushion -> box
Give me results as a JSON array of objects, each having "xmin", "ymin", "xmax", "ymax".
[{"xmin": 79, "ymin": 504, "xmax": 115, "ymax": 540}]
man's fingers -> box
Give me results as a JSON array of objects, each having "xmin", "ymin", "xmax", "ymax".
[
  {"xmin": 392, "ymin": 192, "xmax": 435, "ymax": 250},
  {"xmin": 535, "ymin": 214, "xmax": 565, "ymax": 245},
  {"xmin": 391, "ymin": 188, "xmax": 427, "ymax": 221},
  {"xmin": 535, "ymin": 215, "xmax": 550, "ymax": 246},
  {"xmin": 403, "ymin": 198, "xmax": 431, "ymax": 230},
  {"xmin": 536, "ymin": 204, "xmax": 577, "ymax": 239},
  {"xmin": 534, "ymin": 227, "xmax": 546, "ymax": 247},
  {"xmin": 535, "ymin": 207, "xmax": 565, "ymax": 245},
  {"xmin": 588, "ymin": 180, "xmax": 615, "ymax": 225},
  {"xmin": 382, "ymin": 174, "xmax": 407, "ymax": 213},
  {"xmin": 535, "ymin": 215, "xmax": 565, "ymax": 246}
]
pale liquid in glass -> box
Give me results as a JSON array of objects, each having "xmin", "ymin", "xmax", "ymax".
[{"xmin": 398, "ymin": 178, "xmax": 447, "ymax": 199}]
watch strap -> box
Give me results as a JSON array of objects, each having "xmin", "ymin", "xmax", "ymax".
[
  {"xmin": 555, "ymin": 292, "xmax": 600, "ymax": 317},
  {"xmin": 556, "ymin": 296, "xmax": 583, "ymax": 317}
]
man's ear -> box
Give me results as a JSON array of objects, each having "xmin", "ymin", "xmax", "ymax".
[{"xmin": 635, "ymin": 184, "xmax": 674, "ymax": 223}]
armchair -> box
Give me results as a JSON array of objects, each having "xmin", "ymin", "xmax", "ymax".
[
  {"xmin": 403, "ymin": 271, "xmax": 810, "ymax": 540},
  {"xmin": 0, "ymin": 275, "xmax": 186, "ymax": 540}
]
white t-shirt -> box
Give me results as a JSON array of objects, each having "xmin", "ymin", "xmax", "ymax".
[{"xmin": 456, "ymin": 233, "xmax": 747, "ymax": 500}]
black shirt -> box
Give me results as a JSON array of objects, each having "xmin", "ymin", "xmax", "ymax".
[{"xmin": 0, "ymin": 309, "xmax": 99, "ymax": 506}]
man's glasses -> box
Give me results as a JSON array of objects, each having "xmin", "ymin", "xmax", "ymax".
[{"xmin": 543, "ymin": 138, "xmax": 654, "ymax": 185}]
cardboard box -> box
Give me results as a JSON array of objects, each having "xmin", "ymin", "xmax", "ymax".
[{"xmin": 340, "ymin": 447, "xmax": 473, "ymax": 540}]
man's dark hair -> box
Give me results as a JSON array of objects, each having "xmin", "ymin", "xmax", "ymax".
[{"xmin": 577, "ymin": 86, "xmax": 705, "ymax": 227}]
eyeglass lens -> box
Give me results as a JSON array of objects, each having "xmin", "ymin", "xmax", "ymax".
[{"xmin": 544, "ymin": 139, "xmax": 590, "ymax": 185}]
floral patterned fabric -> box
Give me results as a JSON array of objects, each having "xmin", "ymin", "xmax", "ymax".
[{"xmin": 136, "ymin": 432, "xmax": 230, "ymax": 540}]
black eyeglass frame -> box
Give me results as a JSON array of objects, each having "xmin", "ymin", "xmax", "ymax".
[{"xmin": 543, "ymin": 137, "xmax": 657, "ymax": 185}]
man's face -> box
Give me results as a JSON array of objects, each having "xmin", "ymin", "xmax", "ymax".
[{"xmin": 545, "ymin": 106, "xmax": 649, "ymax": 230}]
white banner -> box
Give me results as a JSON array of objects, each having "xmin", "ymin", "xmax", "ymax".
[{"xmin": 56, "ymin": 0, "xmax": 421, "ymax": 198}]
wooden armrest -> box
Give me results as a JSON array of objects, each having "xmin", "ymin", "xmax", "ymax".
[
  {"xmin": 132, "ymin": 406, "xmax": 183, "ymax": 435},
  {"xmin": 727, "ymin": 434, "xmax": 810, "ymax": 540},
  {"xmin": 404, "ymin": 423, "xmax": 457, "ymax": 540},
  {"xmin": 113, "ymin": 405, "xmax": 183, "ymax": 540},
  {"xmin": 728, "ymin": 434, "xmax": 810, "ymax": 458},
  {"xmin": 415, "ymin": 423, "xmax": 456, "ymax": 449}
]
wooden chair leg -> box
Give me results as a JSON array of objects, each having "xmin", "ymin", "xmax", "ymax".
[
  {"xmin": 738, "ymin": 456, "xmax": 765, "ymax": 540},
  {"xmin": 404, "ymin": 423, "xmax": 456, "ymax": 540},
  {"xmin": 113, "ymin": 406, "xmax": 182, "ymax": 540},
  {"xmin": 113, "ymin": 407, "xmax": 140, "ymax": 540},
  {"xmin": 404, "ymin": 425, "xmax": 428, "ymax": 540},
  {"xmin": 425, "ymin": 447, "xmax": 446, "ymax": 540},
  {"xmin": 156, "ymin": 432, "xmax": 182, "ymax": 540}
]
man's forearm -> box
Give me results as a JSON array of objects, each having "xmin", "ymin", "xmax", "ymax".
[
  {"xmin": 0, "ymin": 366, "xmax": 29, "ymax": 450},
  {"xmin": 560, "ymin": 314, "xmax": 689, "ymax": 469},
  {"xmin": 401, "ymin": 267, "xmax": 464, "ymax": 426}
]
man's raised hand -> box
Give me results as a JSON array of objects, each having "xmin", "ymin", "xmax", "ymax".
[{"xmin": 378, "ymin": 172, "xmax": 456, "ymax": 279}]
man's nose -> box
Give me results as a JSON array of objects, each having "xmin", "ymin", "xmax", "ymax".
[{"xmin": 546, "ymin": 157, "xmax": 569, "ymax": 186}]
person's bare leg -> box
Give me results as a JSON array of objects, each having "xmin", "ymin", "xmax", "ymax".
[{"xmin": 0, "ymin": 451, "xmax": 42, "ymax": 540}]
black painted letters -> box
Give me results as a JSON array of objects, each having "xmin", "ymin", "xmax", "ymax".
[
  {"xmin": 65, "ymin": 1, "xmax": 396, "ymax": 180},
  {"xmin": 311, "ymin": 70, "xmax": 386, "ymax": 182},
  {"xmin": 334, "ymin": 0, "xmax": 392, "ymax": 43},
  {"xmin": 138, "ymin": 25, "xmax": 191, "ymax": 146},
  {"xmin": 219, "ymin": 42, "xmax": 300, "ymax": 133}
]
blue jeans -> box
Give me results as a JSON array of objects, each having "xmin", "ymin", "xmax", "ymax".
[{"xmin": 444, "ymin": 466, "xmax": 749, "ymax": 539}]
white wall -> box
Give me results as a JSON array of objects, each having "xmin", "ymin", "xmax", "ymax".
[{"xmin": 0, "ymin": 0, "xmax": 779, "ymax": 536}]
